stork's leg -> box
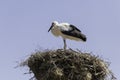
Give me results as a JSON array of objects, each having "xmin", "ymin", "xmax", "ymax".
[{"xmin": 63, "ymin": 38, "xmax": 67, "ymax": 50}]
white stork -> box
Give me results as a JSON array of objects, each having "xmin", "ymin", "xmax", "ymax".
[{"xmin": 48, "ymin": 21, "xmax": 87, "ymax": 50}]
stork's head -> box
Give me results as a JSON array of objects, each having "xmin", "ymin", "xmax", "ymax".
[{"xmin": 48, "ymin": 21, "xmax": 58, "ymax": 32}]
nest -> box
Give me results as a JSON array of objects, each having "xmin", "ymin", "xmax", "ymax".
[{"xmin": 22, "ymin": 49, "xmax": 116, "ymax": 80}]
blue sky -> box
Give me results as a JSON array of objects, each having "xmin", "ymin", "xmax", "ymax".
[{"xmin": 0, "ymin": 0, "xmax": 120, "ymax": 79}]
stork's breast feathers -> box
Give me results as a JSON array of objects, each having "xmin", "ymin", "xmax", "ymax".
[{"xmin": 51, "ymin": 27, "xmax": 61, "ymax": 37}]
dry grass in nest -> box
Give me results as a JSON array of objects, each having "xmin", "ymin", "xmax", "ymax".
[{"xmin": 21, "ymin": 49, "xmax": 116, "ymax": 80}]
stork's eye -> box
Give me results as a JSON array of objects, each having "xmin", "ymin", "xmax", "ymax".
[{"xmin": 52, "ymin": 23, "xmax": 54, "ymax": 25}]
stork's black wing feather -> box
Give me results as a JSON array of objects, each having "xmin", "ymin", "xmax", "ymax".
[
  {"xmin": 69, "ymin": 25, "xmax": 81, "ymax": 32},
  {"xmin": 61, "ymin": 25, "xmax": 86, "ymax": 41}
]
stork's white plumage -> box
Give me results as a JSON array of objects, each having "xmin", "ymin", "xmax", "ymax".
[{"xmin": 48, "ymin": 21, "xmax": 87, "ymax": 50}]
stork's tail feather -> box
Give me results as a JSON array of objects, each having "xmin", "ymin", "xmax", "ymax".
[
  {"xmin": 79, "ymin": 33, "xmax": 87, "ymax": 42},
  {"xmin": 82, "ymin": 36, "xmax": 87, "ymax": 42}
]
